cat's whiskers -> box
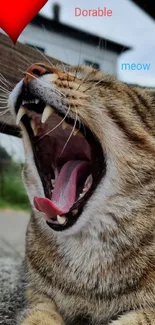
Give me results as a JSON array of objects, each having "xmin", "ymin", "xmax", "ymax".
[
  {"xmin": 33, "ymin": 46, "xmax": 55, "ymax": 68},
  {"xmin": 0, "ymin": 87, "xmax": 10, "ymax": 94},
  {"xmin": 12, "ymin": 49, "xmax": 32, "ymax": 65},
  {"xmin": 0, "ymin": 79, "xmax": 10, "ymax": 89},
  {"xmin": 0, "ymin": 73, "xmax": 12, "ymax": 86},
  {"xmin": 60, "ymin": 108, "xmax": 78, "ymax": 157},
  {"xmin": 0, "ymin": 108, "xmax": 10, "ymax": 116},
  {"xmin": 37, "ymin": 106, "xmax": 71, "ymax": 141}
]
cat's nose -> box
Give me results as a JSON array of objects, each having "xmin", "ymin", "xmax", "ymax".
[{"xmin": 24, "ymin": 64, "xmax": 48, "ymax": 83}]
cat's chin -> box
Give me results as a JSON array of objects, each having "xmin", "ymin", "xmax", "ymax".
[{"xmin": 13, "ymin": 86, "xmax": 106, "ymax": 231}]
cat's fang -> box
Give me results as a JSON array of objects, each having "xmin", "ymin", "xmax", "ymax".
[
  {"xmin": 16, "ymin": 107, "xmax": 27, "ymax": 125},
  {"xmin": 73, "ymin": 129, "xmax": 83, "ymax": 137},
  {"xmin": 57, "ymin": 215, "xmax": 67, "ymax": 225},
  {"xmin": 41, "ymin": 105, "xmax": 54, "ymax": 123},
  {"xmin": 51, "ymin": 179, "xmax": 55, "ymax": 187},
  {"xmin": 30, "ymin": 120, "xmax": 38, "ymax": 136},
  {"xmin": 79, "ymin": 192, "xmax": 85, "ymax": 199},
  {"xmin": 62, "ymin": 121, "xmax": 69, "ymax": 130}
]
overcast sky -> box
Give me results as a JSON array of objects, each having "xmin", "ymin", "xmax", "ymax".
[{"xmin": 40, "ymin": 0, "xmax": 155, "ymax": 86}]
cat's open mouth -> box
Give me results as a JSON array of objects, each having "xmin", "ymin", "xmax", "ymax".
[{"xmin": 15, "ymin": 95, "xmax": 105, "ymax": 231}]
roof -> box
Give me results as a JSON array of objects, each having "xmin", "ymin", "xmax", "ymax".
[
  {"xmin": 30, "ymin": 14, "xmax": 130, "ymax": 54},
  {"xmin": 132, "ymin": 0, "xmax": 155, "ymax": 19}
]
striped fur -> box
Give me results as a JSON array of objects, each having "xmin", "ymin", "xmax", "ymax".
[{"xmin": 9, "ymin": 65, "xmax": 155, "ymax": 324}]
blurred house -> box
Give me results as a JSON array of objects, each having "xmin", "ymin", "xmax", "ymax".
[
  {"xmin": 132, "ymin": 0, "xmax": 155, "ymax": 19},
  {"xmin": 18, "ymin": 5, "xmax": 129, "ymax": 77}
]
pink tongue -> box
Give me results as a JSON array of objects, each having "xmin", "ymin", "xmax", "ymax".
[{"xmin": 34, "ymin": 160, "xmax": 89, "ymax": 220}]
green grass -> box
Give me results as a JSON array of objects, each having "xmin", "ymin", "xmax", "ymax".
[
  {"xmin": 0, "ymin": 162, "xmax": 30, "ymax": 211},
  {"xmin": 0, "ymin": 199, "xmax": 30, "ymax": 211}
]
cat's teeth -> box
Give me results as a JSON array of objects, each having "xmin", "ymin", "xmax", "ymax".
[
  {"xmin": 51, "ymin": 179, "xmax": 55, "ymax": 187},
  {"xmin": 73, "ymin": 129, "xmax": 83, "ymax": 137},
  {"xmin": 62, "ymin": 121, "xmax": 69, "ymax": 130},
  {"xmin": 79, "ymin": 192, "xmax": 85, "ymax": 199},
  {"xmin": 57, "ymin": 215, "xmax": 67, "ymax": 225},
  {"xmin": 62, "ymin": 122, "xmax": 82, "ymax": 136},
  {"xmin": 30, "ymin": 120, "xmax": 38, "ymax": 136},
  {"xmin": 73, "ymin": 129, "xmax": 80, "ymax": 136},
  {"xmin": 22, "ymin": 98, "xmax": 39, "ymax": 105},
  {"xmin": 35, "ymin": 99, "xmax": 39, "ymax": 104},
  {"xmin": 41, "ymin": 105, "xmax": 54, "ymax": 123},
  {"xmin": 16, "ymin": 107, "xmax": 27, "ymax": 125}
]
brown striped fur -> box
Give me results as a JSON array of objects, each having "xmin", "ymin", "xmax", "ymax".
[{"xmin": 9, "ymin": 65, "xmax": 155, "ymax": 324}]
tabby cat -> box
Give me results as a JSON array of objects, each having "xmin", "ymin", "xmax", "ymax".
[{"xmin": 7, "ymin": 63, "xmax": 155, "ymax": 325}]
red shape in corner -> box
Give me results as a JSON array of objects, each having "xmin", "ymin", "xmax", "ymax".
[{"xmin": 0, "ymin": 0, "xmax": 48, "ymax": 43}]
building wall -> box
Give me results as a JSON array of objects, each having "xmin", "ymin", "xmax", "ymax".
[{"xmin": 19, "ymin": 24, "xmax": 118, "ymax": 76}]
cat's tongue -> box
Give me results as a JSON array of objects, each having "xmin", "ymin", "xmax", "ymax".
[{"xmin": 34, "ymin": 160, "xmax": 89, "ymax": 220}]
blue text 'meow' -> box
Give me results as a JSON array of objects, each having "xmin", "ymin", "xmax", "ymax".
[{"xmin": 121, "ymin": 63, "xmax": 151, "ymax": 71}]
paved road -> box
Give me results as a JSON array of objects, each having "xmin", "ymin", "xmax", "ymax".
[{"xmin": 0, "ymin": 209, "xmax": 30, "ymax": 260}]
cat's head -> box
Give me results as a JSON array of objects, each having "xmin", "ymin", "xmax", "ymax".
[{"xmin": 9, "ymin": 63, "xmax": 155, "ymax": 235}]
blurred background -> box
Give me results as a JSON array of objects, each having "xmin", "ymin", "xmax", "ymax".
[{"xmin": 0, "ymin": 0, "xmax": 155, "ymax": 258}]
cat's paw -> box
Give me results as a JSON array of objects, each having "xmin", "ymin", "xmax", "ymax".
[{"xmin": 110, "ymin": 310, "xmax": 154, "ymax": 325}]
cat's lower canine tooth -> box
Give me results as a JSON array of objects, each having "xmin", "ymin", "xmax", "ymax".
[
  {"xmin": 73, "ymin": 129, "xmax": 79, "ymax": 136},
  {"xmin": 62, "ymin": 121, "xmax": 69, "ymax": 129},
  {"xmin": 30, "ymin": 120, "xmax": 38, "ymax": 136},
  {"xmin": 73, "ymin": 129, "xmax": 83, "ymax": 137},
  {"xmin": 41, "ymin": 105, "xmax": 54, "ymax": 123},
  {"xmin": 16, "ymin": 107, "xmax": 27, "ymax": 125},
  {"xmin": 57, "ymin": 215, "xmax": 66, "ymax": 225}
]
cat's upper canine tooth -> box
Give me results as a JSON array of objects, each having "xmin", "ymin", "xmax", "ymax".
[
  {"xmin": 73, "ymin": 129, "xmax": 83, "ymax": 137},
  {"xmin": 62, "ymin": 121, "xmax": 69, "ymax": 130},
  {"xmin": 41, "ymin": 105, "xmax": 54, "ymax": 123},
  {"xmin": 79, "ymin": 192, "xmax": 85, "ymax": 199},
  {"xmin": 16, "ymin": 107, "xmax": 27, "ymax": 125},
  {"xmin": 51, "ymin": 179, "xmax": 55, "ymax": 187},
  {"xmin": 35, "ymin": 99, "xmax": 39, "ymax": 104},
  {"xmin": 73, "ymin": 128, "xmax": 80, "ymax": 136},
  {"xmin": 57, "ymin": 215, "xmax": 67, "ymax": 225}
]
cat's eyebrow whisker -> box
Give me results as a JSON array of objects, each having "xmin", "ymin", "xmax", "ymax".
[
  {"xmin": 74, "ymin": 42, "xmax": 82, "ymax": 80},
  {"xmin": 33, "ymin": 46, "xmax": 55, "ymax": 68},
  {"xmin": 40, "ymin": 26, "xmax": 67, "ymax": 75},
  {"xmin": 76, "ymin": 69, "xmax": 93, "ymax": 91}
]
